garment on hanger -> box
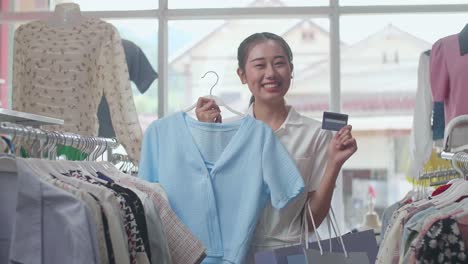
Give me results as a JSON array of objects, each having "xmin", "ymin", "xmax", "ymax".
[
  {"xmin": 376, "ymin": 179, "xmax": 468, "ymax": 264},
  {"xmin": 139, "ymin": 112, "xmax": 304, "ymax": 264},
  {"xmin": 98, "ymin": 39, "xmax": 158, "ymax": 138},
  {"xmin": 2, "ymin": 156, "xmax": 203, "ymax": 264},
  {"xmin": 409, "ymin": 51, "xmax": 433, "ymax": 178},
  {"xmin": 430, "ymin": 24, "xmax": 468, "ymax": 135},
  {"xmin": 12, "ymin": 13, "xmax": 142, "ymax": 163},
  {"xmin": 0, "ymin": 158, "xmax": 100, "ymax": 264},
  {"xmin": 0, "ymin": 121, "xmax": 213, "ymax": 264},
  {"xmin": 114, "ymin": 174, "xmax": 206, "ymax": 264}
]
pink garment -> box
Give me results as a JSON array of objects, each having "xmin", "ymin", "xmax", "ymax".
[{"xmin": 430, "ymin": 31, "xmax": 468, "ymax": 124}]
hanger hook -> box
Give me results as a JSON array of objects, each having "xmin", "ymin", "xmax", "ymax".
[{"xmin": 201, "ymin": 70, "xmax": 219, "ymax": 96}]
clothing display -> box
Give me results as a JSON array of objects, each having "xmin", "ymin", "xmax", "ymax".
[
  {"xmin": 12, "ymin": 17, "xmax": 142, "ymax": 163},
  {"xmin": 376, "ymin": 180, "xmax": 468, "ymax": 264},
  {"xmin": 244, "ymin": 105, "xmax": 332, "ymax": 263},
  {"xmin": 0, "ymin": 159, "xmax": 100, "ymax": 264},
  {"xmin": 397, "ymin": 43, "xmax": 468, "ymax": 261},
  {"xmin": 415, "ymin": 217, "xmax": 465, "ymax": 263},
  {"xmin": 0, "ymin": 155, "xmax": 209, "ymax": 264},
  {"xmin": 139, "ymin": 112, "xmax": 305, "ymax": 264},
  {"xmin": 115, "ymin": 176, "xmax": 206, "ymax": 264},
  {"xmin": 0, "ymin": 121, "xmax": 210, "ymax": 264},
  {"xmin": 98, "ymin": 38, "xmax": 158, "ymax": 138}
]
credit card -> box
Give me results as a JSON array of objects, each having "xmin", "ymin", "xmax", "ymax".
[{"xmin": 322, "ymin": 111, "xmax": 348, "ymax": 131}]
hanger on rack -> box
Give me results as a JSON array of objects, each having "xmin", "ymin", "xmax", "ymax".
[
  {"xmin": 419, "ymin": 168, "xmax": 460, "ymax": 187},
  {"xmin": 183, "ymin": 70, "xmax": 244, "ymax": 116},
  {"xmin": 0, "ymin": 122, "xmax": 118, "ymax": 161},
  {"xmin": 427, "ymin": 151, "xmax": 468, "ymax": 208}
]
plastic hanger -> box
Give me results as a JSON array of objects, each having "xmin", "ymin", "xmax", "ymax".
[
  {"xmin": 430, "ymin": 152, "xmax": 468, "ymax": 206},
  {"xmin": 183, "ymin": 71, "xmax": 244, "ymax": 116}
]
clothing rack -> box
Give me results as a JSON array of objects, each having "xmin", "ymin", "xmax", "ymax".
[
  {"xmin": 418, "ymin": 166, "xmax": 460, "ymax": 186},
  {"xmin": 0, "ymin": 121, "xmax": 119, "ymax": 160}
]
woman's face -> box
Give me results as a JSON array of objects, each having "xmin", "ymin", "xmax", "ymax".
[{"xmin": 237, "ymin": 40, "xmax": 293, "ymax": 105}]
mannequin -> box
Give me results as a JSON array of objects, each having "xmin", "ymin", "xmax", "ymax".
[
  {"xmin": 12, "ymin": 1, "xmax": 143, "ymax": 163},
  {"xmin": 47, "ymin": 2, "xmax": 84, "ymax": 29},
  {"xmin": 360, "ymin": 197, "xmax": 381, "ymax": 233},
  {"xmin": 359, "ymin": 186, "xmax": 381, "ymax": 237}
]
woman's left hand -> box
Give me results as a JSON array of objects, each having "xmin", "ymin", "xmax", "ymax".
[{"xmin": 327, "ymin": 125, "xmax": 357, "ymax": 168}]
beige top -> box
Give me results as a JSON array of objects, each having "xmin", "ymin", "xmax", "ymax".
[
  {"xmin": 245, "ymin": 105, "xmax": 332, "ymax": 263},
  {"xmin": 12, "ymin": 18, "xmax": 142, "ymax": 162}
]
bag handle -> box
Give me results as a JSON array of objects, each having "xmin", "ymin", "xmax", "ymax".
[
  {"xmin": 301, "ymin": 200, "xmax": 323, "ymax": 254},
  {"xmin": 327, "ymin": 206, "xmax": 349, "ymax": 258},
  {"xmin": 302, "ymin": 199, "xmax": 349, "ymax": 257}
]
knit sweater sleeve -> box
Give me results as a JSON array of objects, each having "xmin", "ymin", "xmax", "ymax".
[
  {"xmin": 97, "ymin": 25, "xmax": 142, "ymax": 163},
  {"xmin": 12, "ymin": 25, "xmax": 26, "ymax": 111}
]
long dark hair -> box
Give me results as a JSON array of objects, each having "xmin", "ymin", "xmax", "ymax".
[{"xmin": 237, "ymin": 32, "xmax": 293, "ymax": 105}]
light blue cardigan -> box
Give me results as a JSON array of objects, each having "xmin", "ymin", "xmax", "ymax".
[{"xmin": 139, "ymin": 112, "xmax": 304, "ymax": 264}]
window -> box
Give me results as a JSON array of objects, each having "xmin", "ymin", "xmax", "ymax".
[
  {"xmin": 168, "ymin": 18, "xmax": 330, "ymax": 120},
  {"xmin": 107, "ymin": 19, "xmax": 159, "ymax": 131},
  {"xmin": 4, "ymin": 0, "xmax": 49, "ymax": 12},
  {"xmin": 340, "ymin": 13, "xmax": 468, "ymax": 230}
]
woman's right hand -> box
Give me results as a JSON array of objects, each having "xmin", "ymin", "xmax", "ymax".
[{"xmin": 195, "ymin": 97, "xmax": 222, "ymax": 123}]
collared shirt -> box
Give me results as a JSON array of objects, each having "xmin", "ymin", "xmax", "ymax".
[
  {"xmin": 44, "ymin": 175, "xmax": 110, "ymax": 264},
  {"xmin": 244, "ymin": 104, "xmax": 332, "ymax": 262},
  {"xmin": 139, "ymin": 112, "xmax": 304, "ymax": 264},
  {"xmin": 431, "ymin": 27, "xmax": 468, "ymax": 126},
  {"xmin": 0, "ymin": 159, "xmax": 100, "ymax": 264}
]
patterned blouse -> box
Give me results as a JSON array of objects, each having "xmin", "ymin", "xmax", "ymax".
[
  {"xmin": 12, "ymin": 18, "xmax": 142, "ymax": 162},
  {"xmin": 415, "ymin": 217, "xmax": 467, "ymax": 264}
]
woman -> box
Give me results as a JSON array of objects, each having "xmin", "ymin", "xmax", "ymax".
[{"xmin": 196, "ymin": 32, "xmax": 357, "ymax": 262}]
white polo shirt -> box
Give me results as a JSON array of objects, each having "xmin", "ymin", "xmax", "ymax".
[{"xmin": 245, "ymin": 104, "xmax": 332, "ymax": 262}]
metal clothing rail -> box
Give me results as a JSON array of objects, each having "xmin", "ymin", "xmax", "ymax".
[
  {"xmin": 438, "ymin": 115, "xmax": 468, "ymax": 181},
  {"xmin": 0, "ymin": 122, "xmax": 119, "ymax": 150},
  {"xmin": 440, "ymin": 150, "xmax": 468, "ymax": 180},
  {"xmin": 0, "ymin": 108, "xmax": 64, "ymax": 127}
]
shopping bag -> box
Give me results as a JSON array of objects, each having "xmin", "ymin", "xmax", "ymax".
[
  {"xmin": 254, "ymin": 230, "xmax": 377, "ymax": 264},
  {"xmin": 286, "ymin": 250, "xmax": 369, "ymax": 264},
  {"xmin": 301, "ymin": 205, "xmax": 370, "ymax": 264},
  {"xmin": 254, "ymin": 203, "xmax": 378, "ymax": 264}
]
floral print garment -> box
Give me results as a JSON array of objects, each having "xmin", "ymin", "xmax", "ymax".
[
  {"xmin": 63, "ymin": 170, "xmax": 146, "ymax": 264},
  {"xmin": 12, "ymin": 18, "xmax": 142, "ymax": 163},
  {"xmin": 415, "ymin": 217, "xmax": 467, "ymax": 264}
]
